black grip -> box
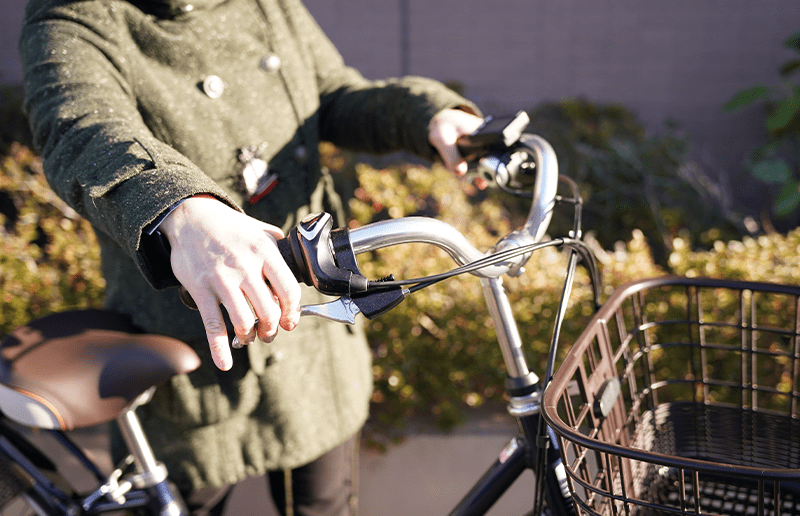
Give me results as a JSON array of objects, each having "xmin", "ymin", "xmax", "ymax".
[
  {"xmin": 276, "ymin": 235, "xmax": 308, "ymax": 285},
  {"xmin": 277, "ymin": 213, "xmax": 368, "ymax": 295},
  {"xmin": 456, "ymin": 111, "xmax": 530, "ymax": 160}
]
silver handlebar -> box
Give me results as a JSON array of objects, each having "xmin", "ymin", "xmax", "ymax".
[
  {"xmin": 294, "ymin": 134, "xmax": 561, "ymax": 380},
  {"xmin": 348, "ymin": 134, "xmax": 559, "ymax": 277}
]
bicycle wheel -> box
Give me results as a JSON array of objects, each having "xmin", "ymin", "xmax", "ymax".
[
  {"xmin": 0, "ymin": 429, "xmax": 83, "ymax": 516},
  {"xmin": 0, "ymin": 451, "xmax": 58, "ymax": 516}
]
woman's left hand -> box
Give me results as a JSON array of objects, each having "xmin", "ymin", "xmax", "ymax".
[{"xmin": 428, "ymin": 109, "xmax": 485, "ymax": 176}]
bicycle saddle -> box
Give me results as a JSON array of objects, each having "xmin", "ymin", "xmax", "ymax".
[{"xmin": 0, "ymin": 309, "xmax": 201, "ymax": 431}]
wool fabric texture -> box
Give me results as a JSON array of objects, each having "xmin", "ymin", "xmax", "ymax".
[{"xmin": 20, "ymin": 0, "xmax": 478, "ymax": 491}]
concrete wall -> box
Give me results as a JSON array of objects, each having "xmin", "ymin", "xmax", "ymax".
[
  {"xmin": 4, "ymin": 1, "xmax": 799, "ymax": 180},
  {"xmin": 302, "ymin": 0, "xmax": 799, "ymax": 178},
  {"xmin": 2, "ymin": 0, "xmax": 27, "ymax": 85}
]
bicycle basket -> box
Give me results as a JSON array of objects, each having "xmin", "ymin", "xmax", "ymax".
[{"xmin": 542, "ymin": 276, "xmax": 800, "ymax": 516}]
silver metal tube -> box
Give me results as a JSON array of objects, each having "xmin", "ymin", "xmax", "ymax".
[
  {"xmin": 348, "ymin": 134, "xmax": 559, "ymax": 279},
  {"xmin": 349, "ymin": 217, "xmax": 506, "ymax": 278},
  {"xmin": 520, "ymin": 134, "xmax": 558, "ymax": 242},
  {"xmin": 346, "ymin": 134, "xmax": 559, "ymax": 380},
  {"xmin": 480, "ymin": 277, "xmax": 531, "ymax": 379},
  {"xmin": 117, "ymin": 397, "xmax": 160, "ymax": 476}
]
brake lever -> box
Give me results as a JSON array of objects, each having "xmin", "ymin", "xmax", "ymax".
[
  {"xmin": 300, "ymin": 287, "xmax": 410, "ymax": 325},
  {"xmin": 300, "ymin": 297, "xmax": 361, "ymax": 324}
]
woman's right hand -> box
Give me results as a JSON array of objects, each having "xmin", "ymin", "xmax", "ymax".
[{"xmin": 159, "ymin": 195, "xmax": 301, "ymax": 371}]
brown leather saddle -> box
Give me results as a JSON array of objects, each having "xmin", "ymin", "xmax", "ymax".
[{"xmin": 0, "ymin": 310, "xmax": 200, "ymax": 431}]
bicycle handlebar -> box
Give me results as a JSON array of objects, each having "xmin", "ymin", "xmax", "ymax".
[
  {"xmin": 346, "ymin": 133, "xmax": 559, "ymax": 272},
  {"xmin": 180, "ymin": 112, "xmax": 568, "ymax": 321},
  {"xmin": 275, "ymin": 128, "xmax": 560, "ymax": 299}
]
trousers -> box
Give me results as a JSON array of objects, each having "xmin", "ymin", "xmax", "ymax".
[{"xmin": 183, "ymin": 434, "xmax": 359, "ymax": 516}]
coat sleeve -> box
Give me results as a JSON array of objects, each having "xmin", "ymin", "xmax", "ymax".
[
  {"xmin": 278, "ymin": 0, "xmax": 482, "ymax": 160},
  {"xmin": 19, "ymin": 0, "xmax": 238, "ymax": 289}
]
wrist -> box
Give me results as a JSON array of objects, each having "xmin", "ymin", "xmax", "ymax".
[{"xmin": 159, "ymin": 194, "xmax": 217, "ymax": 242}]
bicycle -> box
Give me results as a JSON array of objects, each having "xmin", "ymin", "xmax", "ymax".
[{"xmin": 2, "ymin": 110, "xmax": 798, "ymax": 515}]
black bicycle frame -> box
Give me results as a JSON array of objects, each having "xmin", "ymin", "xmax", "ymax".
[
  {"xmin": 447, "ymin": 399, "xmax": 574, "ymax": 516},
  {"xmin": 0, "ymin": 416, "xmax": 186, "ymax": 515}
]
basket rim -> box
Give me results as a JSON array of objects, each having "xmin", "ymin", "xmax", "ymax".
[{"xmin": 542, "ymin": 274, "xmax": 800, "ymax": 480}]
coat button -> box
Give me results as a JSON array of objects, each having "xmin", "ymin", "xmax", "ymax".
[
  {"xmin": 202, "ymin": 75, "xmax": 224, "ymax": 98},
  {"xmin": 293, "ymin": 145, "xmax": 309, "ymax": 165},
  {"xmin": 259, "ymin": 54, "xmax": 282, "ymax": 73}
]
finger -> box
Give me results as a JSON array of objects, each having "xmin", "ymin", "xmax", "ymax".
[
  {"xmin": 430, "ymin": 128, "xmax": 463, "ymax": 175},
  {"xmin": 216, "ymin": 284, "xmax": 259, "ymax": 349},
  {"xmin": 428, "ymin": 110, "xmax": 484, "ymax": 176},
  {"xmin": 261, "ymin": 235, "xmax": 302, "ymax": 331},
  {"xmin": 454, "ymin": 158, "xmax": 468, "ymax": 176},
  {"xmin": 441, "ymin": 145, "xmax": 466, "ymax": 176},
  {"xmin": 262, "ymin": 226, "xmax": 285, "ymax": 240},
  {"xmin": 192, "ymin": 293, "xmax": 234, "ymax": 371},
  {"xmin": 242, "ymin": 277, "xmax": 282, "ymax": 342}
]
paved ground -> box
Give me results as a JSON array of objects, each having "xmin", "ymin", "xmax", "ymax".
[{"xmin": 12, "ymin": 408, "xmax": 532, "ymax": 515}]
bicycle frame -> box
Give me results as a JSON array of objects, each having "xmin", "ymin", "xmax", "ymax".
[
  {"xmin": 446, "ymin": 278, "xmax": 574, "ymax": 516},
  {"xmin": 341, "ymin": 135, "xmax": 581, "ymax": 515},
  {"xmin": 0, "ymin": 389, "xmax": 188, "ymax": 516}
]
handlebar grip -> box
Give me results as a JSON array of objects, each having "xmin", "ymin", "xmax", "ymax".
[
  {"xmin": 276, "ymin": 235, "xmax": 306, "ymax": 284},
  {"xmin": 457, "ymin": 111, "xmax": 530, "ymax": 161}
]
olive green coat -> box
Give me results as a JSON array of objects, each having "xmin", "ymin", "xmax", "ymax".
[{"xmin": 20, "ymin": 0, "xmax": 477, "ymax": 491}]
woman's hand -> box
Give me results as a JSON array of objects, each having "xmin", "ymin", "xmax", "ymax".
[
  {"xmin": 159, "ymin": 195, "xmax": 301, "ymax": 370},
  {"xmin": 428, "ymin": 108, "xmax": 485, "ymax": 176}
]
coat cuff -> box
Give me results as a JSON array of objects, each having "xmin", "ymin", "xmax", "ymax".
[{"xmin": 94, "ymin": 164, "xmax": 240, "ymax": 289}]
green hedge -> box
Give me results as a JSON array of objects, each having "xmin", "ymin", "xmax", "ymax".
[
  {"xmin": 525, "ymin": 98, "xmax": 749, "ymax": 264},
  {"xmin": 1, "ymin": 144, "xmax": 105, "ymax": 338},
  {"xmin": 3, "ymin": 129, "xmax": 799, "ymax": 446}
]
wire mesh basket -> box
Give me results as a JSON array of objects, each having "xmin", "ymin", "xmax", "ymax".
[{"xmin": 542, "ymin": 276, "xmax": 800, "ymax": 516}]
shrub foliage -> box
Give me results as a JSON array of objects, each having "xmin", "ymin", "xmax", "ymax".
[
  {"xmin": 2, "ymin": 104, "xmax": 800, "ymax": 444},
  {"xmin": 0, "ymin": 143, "xmax": 105, "ymax": 337},
  {"xmin": 723, "ymin": 31, "xmax": 800, "ymax": 227},
  {"xmin": 526, "ymin": 99, "xmax": 748, "ymax": 264}
]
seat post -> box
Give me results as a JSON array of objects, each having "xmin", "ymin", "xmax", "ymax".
[
  {"xmin": 116, "ymin": 388, "xmax": 165, "ymax": 483},
  {"xmin": 113, "ymin": 388, "xmax": 189, "ymax": 515}
]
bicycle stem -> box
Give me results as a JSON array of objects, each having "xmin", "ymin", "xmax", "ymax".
[{"xmin": 480, "ymin": 277, "xmax": 534, "ymax": 380}]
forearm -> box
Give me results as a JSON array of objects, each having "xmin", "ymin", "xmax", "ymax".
[
  {"xmin": 20, "ymin": 11, "xmax": 237, "ymax": 287},
  {"xmin": 318, "ymin": 75, "xmax": 481, "ymax": 160}
]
